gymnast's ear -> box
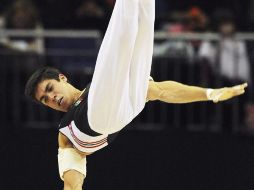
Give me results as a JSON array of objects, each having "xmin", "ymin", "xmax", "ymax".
[{"xmin": 59, "ymin": 74, "xmax": 68, "ymax": 82}]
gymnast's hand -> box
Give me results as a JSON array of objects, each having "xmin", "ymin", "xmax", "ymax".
[{"xmin": 207, "ymin": 83, "xmax": 248, "ymax": 103}]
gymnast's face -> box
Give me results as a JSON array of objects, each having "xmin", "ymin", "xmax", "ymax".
[{"xmin": 35, "ymin": 74, "xmax": 78, "ymax": 112}]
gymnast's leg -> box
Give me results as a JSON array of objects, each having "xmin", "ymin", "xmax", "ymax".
[
  {"xmin": 88, "ymin": 0, "xmax": 155, "ymax": 134},
  {"xmin": 129, "ymin": 0, "xmax": 155, "ymax": 115}
]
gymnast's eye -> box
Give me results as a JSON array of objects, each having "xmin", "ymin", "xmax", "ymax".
[
  {"xmin": 49, "ymin": 85, "xmax": 53, "ymax": 92},
  {"xmin": 45, "ymin": 83, "xmax": 53, "ymax": 93}
]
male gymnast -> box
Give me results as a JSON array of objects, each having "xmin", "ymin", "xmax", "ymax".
[{"xmin": 25, "ymin": 0, "xmax": 247, "ymax": 189}]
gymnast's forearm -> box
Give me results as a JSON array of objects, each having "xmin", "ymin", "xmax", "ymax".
[
  {"xmin": 147, "ymin": 81, "xmax": 208, "ymax": 103},
  {"xmin": 63, "ymin": 171, "xmax": 84, "ymax": 190}
]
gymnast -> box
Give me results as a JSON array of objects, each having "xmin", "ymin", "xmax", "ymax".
[{"xmin": 25, "ymin": 0, "xmax": 247, "ymax": 189}]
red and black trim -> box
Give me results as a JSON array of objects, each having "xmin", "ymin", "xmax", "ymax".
[{"xmin": 68, "ymin": 124, "xmax": 107, "ymax": 149}]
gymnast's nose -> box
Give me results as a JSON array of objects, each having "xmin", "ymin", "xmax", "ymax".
[{"xmin": 48, "ymin": 92, "xmax": 57, "ymax": 102}]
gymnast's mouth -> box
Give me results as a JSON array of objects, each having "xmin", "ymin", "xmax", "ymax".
[{"xmin": 58, "ymin": 97, "xmax": 63, "ymax": 106}]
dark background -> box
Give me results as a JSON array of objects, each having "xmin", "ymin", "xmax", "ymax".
[{"xmin": 2, "ymin": 123, "xmax": 254, "ymax": 190}]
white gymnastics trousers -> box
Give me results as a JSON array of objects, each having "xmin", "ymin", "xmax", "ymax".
[{"xmin": 88, "ymin": 0, "xmax": 155, "ymax": 134}]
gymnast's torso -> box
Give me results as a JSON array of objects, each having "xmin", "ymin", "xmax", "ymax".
[{"xmin": 58, "ymin": 84, "xmax": 118, "ymax": 154}]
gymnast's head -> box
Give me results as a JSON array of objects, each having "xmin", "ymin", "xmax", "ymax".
[{"xmin": 25, "ymin": 67, "xmax": 81, "ymax": 112}]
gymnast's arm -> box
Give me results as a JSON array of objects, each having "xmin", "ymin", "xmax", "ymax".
[
  {"xmin": 58, "ymin": 132, "xmax": 92, "ymax": 156},
  {"xmin": 58, "ymin": 133, "xmax": 86, "ymax": 190},
  {"xmin": 146, "ymin": 80, "xmax": 247, "ymax": 103}
]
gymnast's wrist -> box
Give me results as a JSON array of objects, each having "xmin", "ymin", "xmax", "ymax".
[{"xmin": 206, "ymin": 88, "xmax": 214, "ymax": 101}]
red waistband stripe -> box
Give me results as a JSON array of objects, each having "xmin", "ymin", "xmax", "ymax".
[{"xmin": 68, "ymin": 124, "xmax": 107, "ymax": 148}]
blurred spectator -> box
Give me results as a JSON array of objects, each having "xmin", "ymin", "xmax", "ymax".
[
  {"xmin": 76, "ymin": 0, "xmax": 104, "ymax": 18},
  {"xmin": 0, "ymin": 0, "xmax": 44, "ymax": 54},
  {"xmin": 184, "ymin": 7, "xmax": 209, "ymax": 52},
  {"xmin": 198, "ymin": 10, "xmax": 251, "ymax": 131},
  {"xmin": 185, "ymin": 6, "xmax": 209, "ymax": 32},
  {"xmin": 73, "ymin": 0, "xmax": 111, "ymax": 31},
  {"xmin": 198, "ymin": 9, "xmax": 250, "ymax": 84},
  {"xmin": 154, "ymin": 7, "xmax": 209, "ymax": 61},
  {"xmin": 153, "ymin": 36, "xmax": 195, "ymax": 61}
]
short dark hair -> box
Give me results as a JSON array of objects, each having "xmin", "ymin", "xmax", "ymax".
[{"xmin": 25, "ymin": 67, "xmax": 61, "ymax": 102}]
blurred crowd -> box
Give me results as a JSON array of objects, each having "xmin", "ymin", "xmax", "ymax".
[
  {"xmin": 0, "ymin": 0, "xmax": 253, "ymax": 53},
  {"xmin": 1, "ymin": 0, "xmax": 254, "ymax": 132},
  {"xmin": 0, "ymin": 0, "xmax": 253, "ymax": 30}
]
